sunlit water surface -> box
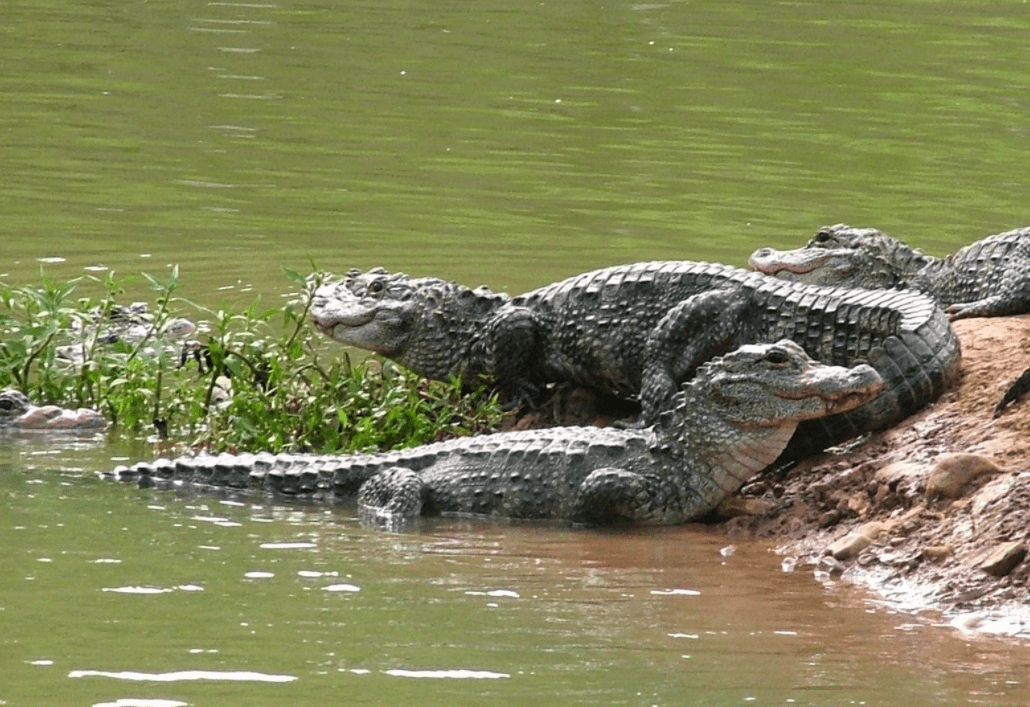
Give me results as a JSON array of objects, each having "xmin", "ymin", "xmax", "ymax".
[{"xmin": 3, "ymin": 0, "xmax": 1030, "ymax": 704}]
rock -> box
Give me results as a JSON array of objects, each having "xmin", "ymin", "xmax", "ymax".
[
  {"xmin": 873, "ymin": 461, "xmax": 925, "ymax": 486},
  {"xmin": 873, "ymin": 483, "xmax": 891, "ymax": 504},
  {"xmin": 847, "ymin": 492, "xmax": 871, "ymax": 517},
  {"xmin": 715, "ymin": 496, "xmax": 774, "ymax": 519},
  {"xmin": 819, "ymin": 554, "xmax": 845, "ymax": 575},
  {"xmin": 921, "ymin": 545, "xmax": 953, "ymax": 562},
  {"xmin": 827, "ymin": 534, "xmax": 871, "ymax": 561},
  {"xmin": 978, "ymin": 541, "xmax": 1027, "ymax": 577},
  {"xmin": 925, "ymin": 453, "xmax": 1001, "ymax": 500},
  {"xmin": 826, "ymin": 521, "xmax": 885, "ymax": 561}
]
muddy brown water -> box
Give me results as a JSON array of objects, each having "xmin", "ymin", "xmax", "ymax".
[{"xmin": 3, "ymin": 1, "xmax": 1030, "ymax": 704}]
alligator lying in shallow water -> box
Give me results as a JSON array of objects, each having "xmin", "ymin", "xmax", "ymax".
[
  {"xmin": 748, "ymin": 224, "xmax": 1030, "ymax": 320},
  {"xmin": 0, "ymin": 389, "xmax": 106, "ymax": 432},
  {"xmin": 309, "ymin": 261, "xmax": 960, "ymax": 459},
  {"xmin": 109, "ymin": 341, "xmax": 883, "ymax": 526}
]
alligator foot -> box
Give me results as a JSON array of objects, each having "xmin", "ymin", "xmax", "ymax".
[{"xmin": 572, "ymin": 467, "xmax": 655, "ymax": 525}]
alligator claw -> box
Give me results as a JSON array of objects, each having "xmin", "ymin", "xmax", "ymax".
[{"xmin": 994, "ymin": 366, "xmax": 1030, "ymax": 418}]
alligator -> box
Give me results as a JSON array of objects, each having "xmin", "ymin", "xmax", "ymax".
[
  {"xmin": 57, "ymin": 302, "xmax": 197, "ymax": 365},
  {"xmin": 0, "ymin": 388, "xmax": 106, "ymax": 432},
  {"xmin": 309, "ymin": 261, "xmax": 961, "ymax": 459},
  {"xmin": 748, "ymin": 224, "xmax": 1030, "ymax": 320},
  {"xmin": 109, "ymin": 341, "xmax": 883, "ymax": 526}
]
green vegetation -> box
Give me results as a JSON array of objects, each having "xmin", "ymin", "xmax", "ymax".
[{"xmin": 0, "ymin": 268, "xmax": 503, "ymax": 454}]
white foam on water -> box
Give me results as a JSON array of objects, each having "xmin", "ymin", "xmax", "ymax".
[
  {"xmin": 69, "ymin": 669, "xmax": 297, "ymax": 683},
  {"xmin": 385, "ymin": 669, "xmax": 510, "ymax": 680}
]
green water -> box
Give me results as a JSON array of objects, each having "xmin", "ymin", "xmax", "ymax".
[
  {"xmin": 3, "ymin": 0, "xmax": 1028, "ymax": 297},
  {"xmin": 4, "ymin": 466, "xmax": 1029, "ymax": 707},
  {"xmin": 3, "ymin": 0, "xmax": 1030, "ymax": 704}
]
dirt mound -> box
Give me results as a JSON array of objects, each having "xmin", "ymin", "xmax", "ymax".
[{"xmin": 719, "ymin": 314, "xmax": 1030, "ymax": 636}]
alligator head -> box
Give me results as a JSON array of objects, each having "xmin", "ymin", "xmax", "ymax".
[
  {"xmin": 0, "ymin": 389, "xmax": 107, "ymax": 432},
  {"xmin": 309, "ymin": 268, "xmax": 509, "ymax": 380},
  {"xmin": 684, "ymin": 339, "xmax": 883, "ymax": 426},
  {"xmin": 654, "ymin": 340, "xmax": 883, "ymax": 481},
  {"xmin": 748, "ymin": 224, "xmax": 912, "ymax": 289}
]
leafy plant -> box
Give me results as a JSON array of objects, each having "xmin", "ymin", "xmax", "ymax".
[{"xmin": 0, "ymin": 267, "xmax": 503, "ymax": 455}]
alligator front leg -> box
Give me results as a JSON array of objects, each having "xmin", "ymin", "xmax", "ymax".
[
  {"xmin": 482, "ymin": 305, "xmax": 546, "ymax": 409},
  {"xmin": 946, "ymin": 291, "xmax": 1030, "ymax": 320},
  {"xmin": 357, "ymin": 467, "xmax": 425, "ymax": 524},
  {"xmin": 572, "ymin": 468, "xmax": 671, "ymax": 525},
  {"xmin": 639, "ymin": 288, "xmax": 754, "ymax": 423}
]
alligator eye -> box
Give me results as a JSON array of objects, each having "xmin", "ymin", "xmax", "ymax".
[
  {"xmin": 814, "ymin": 231, "xmax": 832, "ymax": 244},
  {"xmin": 368, "ymin": 280, "xmax": 385, "ymax": 295},
  {"xmin": 764, "ymin": 349, "xmax": 789, "ymax": 365},
  {"xmin": 0, "ymin": 399, "xmax": 13, "ymax": 411}
]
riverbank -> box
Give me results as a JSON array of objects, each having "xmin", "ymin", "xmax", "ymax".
[
  {"xmin": 719, "ymin": 314, "xmax": 1030, "ymax": 637},
  {"xmin": 512, "ymin": 314, "xmax": 1030, "ymax": 635}
]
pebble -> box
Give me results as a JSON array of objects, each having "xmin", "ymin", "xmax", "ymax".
[
  {"xmin": 847, "ymin": 492, "xmax": 871, "ymax": 517},
  {"xmin": 873, "ymin": 461, "xmax": 924, "ymax": 485},
  {"xmin": 826, "ymin": 521, "xmax": 885, "ymax": 561},
  {"xmin": 715, "ymin": 496, "xmax": 773, "ymax": 519},
  {"xmin": 979, "ymin": 541, "xmax": 1027, "ymax": 578},
  {"xmin": 925, "ymin": 453, "xmax": 1001, "ymax": 500},
  {"xmin": 922, "ymin": 545, "xmax": 954, "ymax": 562},
  {"xmin": 819, "ymin": 555, "xmax": 845, "ymax": 575}
]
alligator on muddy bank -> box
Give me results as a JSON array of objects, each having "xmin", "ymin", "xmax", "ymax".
[
  {"xmin": 109, "ymin": 341, "xmax": 883, "ymax": 526},
  {"xmin": 309, "ymin": 261, "xmax": 960, "ymax": 459},
  {"xmin": 0, "ymin": 389, "xmax": 106, "ymax": 432},
  {"xmin": 749, "ymin": 224, "xmax": 1030, "ymax": 320}
]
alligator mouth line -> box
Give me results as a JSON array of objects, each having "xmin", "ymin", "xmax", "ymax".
[
  {"xmin": 310, "ymin": 310, "xmax": 378, "ymax": 333},
  {"xmin": 772, "ymin": 375, "xmax": 883, "ymax": 413},
  {"xmin": 754, "ymin": 260, "xmax": 820, "ymax": 276},
  {"xmin": 825, "ymin": 389, "xmax": 880, "ymax": 413}
]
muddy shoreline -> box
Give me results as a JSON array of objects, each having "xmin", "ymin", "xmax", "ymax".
[
  {"xmin": 517, "ymin": 314, "xmax": 1030, "ymax": 636},
  {"xmin": 717, "ymin": 314, "xmax": 1030, "ymax": 637}
]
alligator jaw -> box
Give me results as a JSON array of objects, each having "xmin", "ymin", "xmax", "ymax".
[
  {"xmin": 310, "ymin": 309, "xmax": 407, "ymax": 356},
  {"xmin": 748, "ymin": 247, "xmax": 827, "ymax": 277},
  {"xmin": 822, "ymin": 379, "xmax": 884, "ymax": 416},
  {"xmin": 785, "ymin": 362, "xmax": 884, "ymax": 418}
]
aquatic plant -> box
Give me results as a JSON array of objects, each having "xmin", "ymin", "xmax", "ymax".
[{"xmin": 0, "ymin": 268, "xmax": 502, "ymax": 454}]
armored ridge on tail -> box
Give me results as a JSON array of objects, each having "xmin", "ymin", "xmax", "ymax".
[
  {"xmin": 310, "ymin": 260, "xmax": 960, "ymax": 459},
  {"xmin": 749, "ymin": 224, "xmax": 1030, "ymax": 320},
  {"xmin": 107, "ymin": 341, "xmax": 883, "ymax": 527}
]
